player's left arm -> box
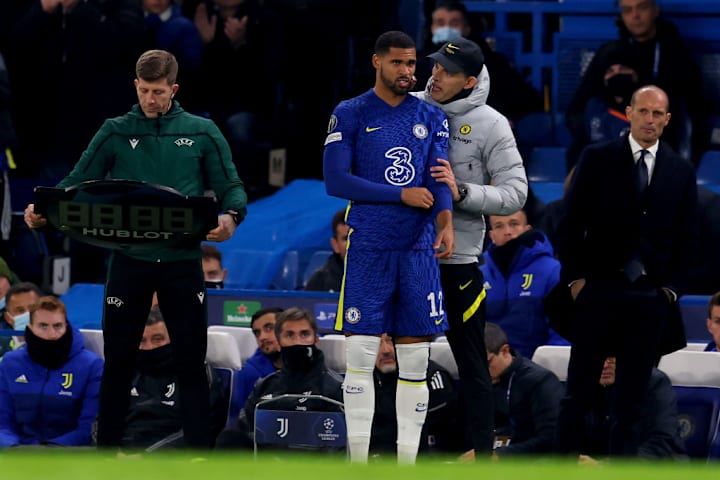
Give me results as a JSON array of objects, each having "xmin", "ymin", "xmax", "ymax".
[
  {"xmin": 461, "ymin": 117, "xmax": 528, "ymax": 216},
  {"xmin": 427, "ymin": 115, "xmax": 454, "ymax": 258}
]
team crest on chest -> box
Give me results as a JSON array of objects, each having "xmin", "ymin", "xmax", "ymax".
[
  {"xmin": 413, "ymin": 124, "xmax": 428, "ymax": 139},
  {"xmin": 174, "ymin": 138, "xmax": 194, "ymax": 147}
]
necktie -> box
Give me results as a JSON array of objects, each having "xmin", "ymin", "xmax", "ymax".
[{"xmin": 635, "ymin": 149, "xmax": 649, "ymax": 194}]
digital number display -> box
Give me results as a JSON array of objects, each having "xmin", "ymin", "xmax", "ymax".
[{"xmin": 58, "ymin": 201, "xmax": 194, "ymax": 232}]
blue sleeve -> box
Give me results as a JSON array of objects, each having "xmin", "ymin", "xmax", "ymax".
[
  {"xmin": 0, "ymin": 365, "xmax": 20, "ymax": 447},
  {"xmin": 427, "ymin": 114, "xmax": 452, "ymax": 216},
  {"xmin": 48, "ymin": 356, "xmax": 103, "ymax": 446},
  {"xmin": 323, "ymin": 142, "xmax": 403, "ymax": 203}
]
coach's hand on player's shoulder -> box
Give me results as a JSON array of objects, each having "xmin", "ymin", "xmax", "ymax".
[
  {"xmin": 401, "ymin": 187, "xmax": 434, "ymax": 209},
  {"xmin": 430, "ymin": 159, "xmax": 459, "ymax": 200},
  {"xmin": 24, "ymin": 204, "xmax": 47, "ymax": 229},
  {"xmin": 206, "ymin": 214, "xmax": 236, "ymax": 242}
]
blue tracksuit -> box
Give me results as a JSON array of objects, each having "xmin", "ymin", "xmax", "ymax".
[
  {"xmin": 235, "ymin": 348, "xmax": 277, "ymax": 410},
  {"xmin": 481, "ymin": 230, "xmax": 567, "ymax": 358},
  {"xmin": 0, "ymin": 327, "xmax": 104, "ymax": 447}
]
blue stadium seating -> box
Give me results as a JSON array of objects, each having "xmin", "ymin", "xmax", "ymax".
[
  {"xmin": 271, "ymin": 250, "xmax": 299, "ymax": 290},
  {"xmin": 697, "ymin": 151, "xmax": 720, "ymax": 185},
  {"xmin": 301, "ymin": 250, "xmax": 333, "ymax": 289},
  {"xmin": 527, "ymin": 147, "xmax": 567, "ymax": 182},
  {"xmin": 674, "ymin": 387, "xmax": 720, "ymax": 458}
]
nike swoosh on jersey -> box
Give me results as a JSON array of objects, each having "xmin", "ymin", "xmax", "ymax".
[
  {"xmin": 459, "ymin": 280, "xmax": 473, "ymax": 290},
  {"xmin": 365, "ymin": 127, "xmax": 382, "ymax": 133},
  {"xmin": 435, "ymin": 316, "xmax": 445, "ymax": 325}
]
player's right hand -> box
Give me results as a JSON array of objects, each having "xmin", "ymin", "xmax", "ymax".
[
  {"xmin": 401, "ymin": 187, "xmax": 434, "ymax": 209},
  {"xmin": 24, "ymin": 204, "xmax": 47, "ymax": 229}
]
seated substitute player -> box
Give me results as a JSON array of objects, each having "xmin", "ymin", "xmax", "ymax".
[{"xmin": 323, "ymin": 30, "xmax": 454, "ymax": 464}]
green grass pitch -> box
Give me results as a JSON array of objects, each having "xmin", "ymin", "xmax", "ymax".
[{"xmin": 1, "ymin": 451, "xmax": 719, "ymax": 480}]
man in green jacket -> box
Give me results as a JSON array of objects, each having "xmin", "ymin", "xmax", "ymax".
[{"xmin": 23, "ymin": 49, "xmax": 247, "ymax": 449}]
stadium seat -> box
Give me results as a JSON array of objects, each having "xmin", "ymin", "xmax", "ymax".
[
  {"xmin": 271, "ymin": 250, "xmax": 300, "ymax": 290},
  {"xmin": 206, "ymin": 330, "xmax": 242, "ymax": 370},
  {"xmin": 317, "ymin": 334, "xmax": 346, "ymax": 375},
  {"xmin": 301, "ymin": 250, "xmax": 333, "ymax": 288},
  {"xmin": 515, "ymin": 112, "xmax": 555, "ymax": 149},
  {"xmin": 674, "ymin": 386, "xmax": 720, "ymax": 458},
  {"xmin": 207, "ymin": 325, "xmax": 258, "ymax": 365},
  {"xmin": 532, "ymin": 345, "xmax": 571, "ymax": 382},
  {"xmin": 79, "ymin": 329, "xmax": 104, "ymax": 359},
  {"xmin": 253, "ymin": 394, "xmax": 345, "ymax": 455},
  {"xmin": 697, "ymin": 151, "xmax": 720, "ymax": 185},
  {"xmin": 529, "ymin": 181, "xmax": 565, "ymax": 204},
  {"xmin": 684, "ymin": 343, "xmax": 709, "ymax": 352},
  {"xmin": 658, "ymin": 350, "xmax": 720, "ymax": 387},
  {"xmin": 552, "ymin": 34, "xmax": 611, "ymax": 113},
  {"xmin": 527, "ymin": 147, "xmax": 567, "ymax": 182}
]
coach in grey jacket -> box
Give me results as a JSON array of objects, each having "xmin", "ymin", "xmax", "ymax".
[{"xmin": 415, "ymin": 37, "xmax": 528, "ymax": 457}]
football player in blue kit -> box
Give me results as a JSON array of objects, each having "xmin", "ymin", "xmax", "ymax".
[{"xmin": 323, "ymin": 30, "xmax": 454, "ymax": 464}]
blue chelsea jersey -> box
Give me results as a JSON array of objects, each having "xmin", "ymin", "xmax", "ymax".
[{"xmin": 324, "ymin": 89, "xmax": 449, "ymax": 250}]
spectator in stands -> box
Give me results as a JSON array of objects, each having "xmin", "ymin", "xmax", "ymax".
[
  {"xmin": 234, "ymin": 306, "xmax": 283, "ymax": 408},
  {"xmin": 0, "ymin": 282, "xmax": 42, "ymax": 358},
  {"xmin": 536, "ymin": 167, "xmax": 575, "ymax": 252},
  {"xmin": 420, "ymin": 36, "xmax": 528, "ymax": 457},
  {"xmin": 24, "ymin": 49, "xmax": 247, "ymax": 450},
  {"xmin": 371, "ymin": 333, "xmax": 462, "ymax": 457},
  {"xmin": 0, "ymin": 50, "xmax": 16, "ymax": 252},
  {"xmin": 0, "ymin": 257, "xmax": 17, "ymax": 313},
  {"xmin": 304, "ymin": 209, "xmax": 348, "ymax": 293},
  {"xmin": 121, "ymin": 306, "xmax": 227, "ymax": 450},
  {"xmin": 579, "ymin": 357, "xmax": 685, "ymax": 460},
  {"xmin": 0, "ymin": 296, "xmax": 103, "ymax": 447},
  {"xmin": 215, "ymin": 307, "xmax": 343, "ymax": 449},
  {"xmin": 3, "ymin": 0, "xmax": 146, "ymax": 179},
  {"xmin": 566, "ymin": 0, "xmax": 706, "ymax": 167},
  {"xmin": 192, "ymin": 0, "xmax": 274, "ymax": 190},
  {"xmin": 686, "ymin": 188, "xmax": 720, "ymax": 295},
  {"xmin": 704, "ymin": 292, "xmax": 720, "ymax": 352},
  {"xmin": 565, "ymin": 45, "xmax": 640, "ymax": 171},
  {"xmin": 414, "ymin": 0, "xmax": 543, "ymax": 125},
  {"xmin": 202, "ymin": 244, "xmax": 227, "ymax": 289},
  {"xmin": 483, "ymin": 322, "xmax": 563, "ymax": 457},
  {"xmin": 481, "ymin": 209, "xmax": 567, "ymax": 359},
  {"xmin": 554, "ymin": 85, "xmax": 699, "ymax": 457},
  {"xmin": 143, "ymin": 0, "xmax": 202, "ymax": 77}
]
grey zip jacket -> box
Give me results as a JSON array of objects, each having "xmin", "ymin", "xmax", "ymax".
[{"xmin": 415, "ymin": 65, "xmax": 528, "ymax": 264}]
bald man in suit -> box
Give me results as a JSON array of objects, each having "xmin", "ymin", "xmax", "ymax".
[{"xmin": 554, "ymin": 85, "xmax": 699, "ymax": 458}]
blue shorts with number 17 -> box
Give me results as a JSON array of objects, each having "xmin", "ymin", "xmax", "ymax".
[{"xmin": 335, "ymin": 247, "xmax": 447, "ymax": 337}]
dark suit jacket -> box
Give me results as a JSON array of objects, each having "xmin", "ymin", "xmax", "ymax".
[{"xmin": 555, "ymin": 134, "xmax": 699, "ymax": 354}]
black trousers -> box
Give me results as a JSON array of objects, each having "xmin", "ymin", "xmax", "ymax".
[
  {"xmin": 440, "ymin": 263, "xmax": 494, "ymax": 453},
  {"xmin": 96, "ymin": 254, "xmax": 210, "ymax": 449},
  {"xmin": 554, "ymin": 276, "xmax": 669, "ymax": 456}
]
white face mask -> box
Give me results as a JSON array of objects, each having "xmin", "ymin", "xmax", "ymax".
[
  {"xmin": 12, "ymin": 311, "xmax": 30, "ymax": 332},
  {"xmin": 432, "ymin": 26, "xmax": 463, "ymax": 45}
]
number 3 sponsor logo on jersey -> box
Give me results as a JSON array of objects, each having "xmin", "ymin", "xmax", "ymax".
[{"xmin": 384, "ymin": 147, "xmax": 415, "ymax": 186}]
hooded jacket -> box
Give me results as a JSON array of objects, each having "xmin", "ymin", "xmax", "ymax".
[
  {"xmin": 0, "ymin": 326, "xmax": 103, "ymax": 447},
  {"xmin": 416, "ymin": 66, "xmax": 528, "ymax": 263},
  {"xmin": 481, "ymin": 230, "xmax": 564, "ymax": 358}
]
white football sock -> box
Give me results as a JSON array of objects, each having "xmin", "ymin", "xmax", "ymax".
[
  {"xmin": 343, "ymin": 335, "xmax": 380, "ymax": 463},
  {"xmin": 395, "ymin": 342, "xmax": 430, "ymax": 465}
]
